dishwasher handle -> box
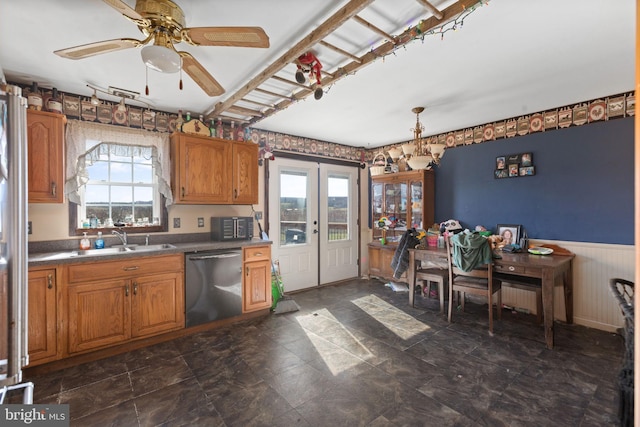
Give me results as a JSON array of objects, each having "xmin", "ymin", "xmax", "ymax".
[{"xmin": 188, "ymin": 253, "xmax": 241, "ymax": 261}]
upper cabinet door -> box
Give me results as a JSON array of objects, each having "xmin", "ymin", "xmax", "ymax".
[
  {"xmin": 232, "ymin": 141, "xmax": 258, "ymax": 205},
  {"xmin": 27, "ymin": 110, "xmax": 65, "ymax": 203},
  {"xmin": 171, "ymin": 133, "xmax": 232, "ymax": 204}
]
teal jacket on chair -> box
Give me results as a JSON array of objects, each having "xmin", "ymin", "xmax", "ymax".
[{"xmin": 450, "ymin": 232, "xmax": 492, "ymax": 272}]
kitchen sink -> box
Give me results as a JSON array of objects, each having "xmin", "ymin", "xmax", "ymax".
[
  {"xmin": 130, "ymin": 243, "xmax": 177, "ymax": 251},
  {"xmin": 29, "ymin": 243, "xmax": 178, "ymax": 262},
  {"xmin": 76, "ymin": 247, "xmax": 132, "ymax": 256}
]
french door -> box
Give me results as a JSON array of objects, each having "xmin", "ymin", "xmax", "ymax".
[{"xmin": 268, "ymin": 157, "xmax": 359, "ymax": 292}]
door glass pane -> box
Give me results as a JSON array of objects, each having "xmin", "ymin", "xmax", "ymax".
[
  {"xmin": 280, "ymin": 171, "xmax": 307, "ymax": 245},
  {"xmin": 327, "ymin": 175, "xmax": 348, "ymax": 241}
]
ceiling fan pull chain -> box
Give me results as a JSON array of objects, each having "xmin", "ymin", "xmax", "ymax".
[
  {"xmin": 179, "ymin": 67, "xmax": 183, "ymax": 91},
  {"xmin": 145, "ymin": 66, "xmax": 149, "ymax": 96}
]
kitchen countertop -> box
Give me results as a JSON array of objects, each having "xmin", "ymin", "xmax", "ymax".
[{"xmin": 28, "ymin": 239, "xmax": 272, "ymax": 267}]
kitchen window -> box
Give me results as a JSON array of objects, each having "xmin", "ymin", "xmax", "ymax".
[{"xmin": 65, "ymin": 120, "xmax": 172, "ymax": 235}]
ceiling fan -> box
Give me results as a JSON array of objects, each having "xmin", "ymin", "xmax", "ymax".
[{"xmin": 54, "ymin": 0, "xmax": 270, "ymax": 96}]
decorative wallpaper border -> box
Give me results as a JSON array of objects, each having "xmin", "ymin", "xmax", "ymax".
[
  {"xmin": 367, "ymin": 91, "xmax": 635, "ymax": 162},
  {"xmin": 15, "ymin": 83, "xmax": 634, "ymax": 165}
]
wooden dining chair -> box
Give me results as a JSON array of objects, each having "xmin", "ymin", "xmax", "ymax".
[
  {"xmin": 412, "ymin": 266, "xmax": 448, "ymax": 313},
  {"xmin": 446, "ymin": 236, "xmax": 502, "ymax": 334}
]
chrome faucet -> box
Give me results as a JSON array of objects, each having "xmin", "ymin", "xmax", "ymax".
[{"xmin": 112, "ymin": 230, "xmax": 127, "ymax": 246}]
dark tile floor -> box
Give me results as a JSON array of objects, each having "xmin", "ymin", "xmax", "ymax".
[{"xmin": 14, "ymin": 279, "xmax": 625, "ymax": 426}]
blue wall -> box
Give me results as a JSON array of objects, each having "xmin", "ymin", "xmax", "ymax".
[{"xmin": 433, "ymin": 117, "xmax": 634, "ymax": 245}]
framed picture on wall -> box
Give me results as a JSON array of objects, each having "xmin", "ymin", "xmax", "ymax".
[
  {"xmin": 508, "ymin": 164, "xmax": 519, "ymax": 177},
  {"xmin": 521, "ymin": 152, "xmax": 533, "ymax": 167},
  {"xmin": 496, "ymin": 224, "xmax": 521, "ymax": 246},
  {"xmin": 494, "ymin": 169, "xmax": 508, "ymax": 179},
  {"xmin": 520, "ymin": 166, "xmax": 535, "ymax": 176},
  {"xmin": 496, "ymin": 156, "xmax": 506, "ymax": 170}
]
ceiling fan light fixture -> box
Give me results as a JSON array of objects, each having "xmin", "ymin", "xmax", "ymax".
[{"xmin": 141, "ymin": 44, "xmax": 181, "ymax": 73}]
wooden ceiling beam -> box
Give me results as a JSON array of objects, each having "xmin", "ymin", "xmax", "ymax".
[
  {"xmin": 254, "ymin": 87, "xmax": 292, "ymax": 100},
  {"xmin": 415, "ymin": 0, "xmax": 443, "ymax": 20},
  {"xmin": 256, "ymin": 0, "xmax": 478, "ymax": 124},
  {"xmin": 240, "ymin": 98, "xmax": 274, "ymax": 109},
  {"xmin": 271, "ymin": 74, "xmax": 313, "ymax": 90},
  {"xmin": 318, "ymin": 40, "xmax": 362, "ymax": 63},
  {"xmin": 352, "ymin": 15, "xmax": 396, "ymax": 43},
  {"xmin": 206, "ymin": 0, "xmax": 374, "ymax": 119},
  {"xmin": 227, "ymin": 105, "xmax": 263, "ymax": 117}
]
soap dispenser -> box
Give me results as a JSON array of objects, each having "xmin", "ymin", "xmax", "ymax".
[
  {"xmin": 94, "ymin": 231, "xmax": 104, "ymax": 249},
  {"xmin": 80, "ymin": 232, "xmax": 91, "ymax": 250}
]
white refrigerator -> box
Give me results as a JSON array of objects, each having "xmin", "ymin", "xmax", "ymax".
[{"xmin": 0, "ymin": 83, "xmax": 33, "ymax": 403}]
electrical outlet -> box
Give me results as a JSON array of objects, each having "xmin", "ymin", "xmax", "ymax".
[
  {"xmin": 173, "ymin": 217, "xmax": 181, "ymax": 228},
  {"xmin": 197, "ymin": 217, "xmax": 204, "ymax": 227},
  {"xmin": 28, "ymin": 221, "xmax": 32, "ymax": 234},
  {"xmin": 255, "ymin": 211, "xmax": 263, "ymax": 220}
]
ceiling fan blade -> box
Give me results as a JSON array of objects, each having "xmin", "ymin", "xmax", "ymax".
[
  {"xmin": 54, "ymin": 38, "xmax": 143, "ymax": 60},
  {"xmin": 182, "ymin": 27, "xmax": 270, "ymax": 48},
  {"xmin": 102, "ymin": 0, "xmax": 149, "ymax": 26},
  {"xmin": 179, "ymin": 51, "xmax": 225, "ymax": 96}
]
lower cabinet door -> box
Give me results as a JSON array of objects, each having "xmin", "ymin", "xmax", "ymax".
[
  {"xmin": 67, "ymin": 279, "xmax": 130, "ymax": 354},
  {"xmin": 243, "ymin": 259, "xmax": 271, "ymax": 312},
  {"xmin": 131, "ymin": 272, "xmax": 185, "ymax": 338},
  {"xmin": 28, "ymin": 268, "xmax": 57, "ymax": 365}
]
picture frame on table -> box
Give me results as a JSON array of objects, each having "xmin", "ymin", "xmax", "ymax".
[{"xmin": 496, "ymin": 224, "xmax": 521, "ymax": 246}]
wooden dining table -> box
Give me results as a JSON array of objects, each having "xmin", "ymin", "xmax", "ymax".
[{"xmin": 408, "ymin": 246, "xmax": 574, "ymax": 349}]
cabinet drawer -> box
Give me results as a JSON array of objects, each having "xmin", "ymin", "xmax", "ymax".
[
  {"xmin": 494, "ymin": 263, "xmax": 542, "ymax": 278},
  {"xmin": 66, "ymin": 254, "xmax": 183, "ymax": 284},
  {"xmin": 494, "ymin": 264, "xmax": 525, "ymax": 274},
  {"xmin": 243, "ymin": 246, "xmax": 270, "ymax": 262}
]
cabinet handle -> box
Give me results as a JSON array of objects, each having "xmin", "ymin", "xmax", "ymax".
[
  {"xmin": 125, "ymin": 284, "xmax": 129, "ymax": 297},
  {"xmin": 234, "ymin": 189, "xmax": 238, "ymax": 198},
  {"xmin": 181, "ymin": 187, "xmax": 185, "ymax": 197},
  {"xmin": 123, "ymin": 266, "xmax": 139, "ymax": 271},
  {"xmin": 47, "ymin": 274, "xmax": 53, "ymax": 289},
  {"xmin": 254, "ymin": 252, "xmax": 262, "ymax": 256},
  {"xmin": 246, "ymin": 266, "xmax": 249, "ymax": 276},
  {"xmin": 133, "ymin": 282, "xmax": 138, "ymax": 295},
  {"xmin": 51, "ymin": 182, "xmax": 56, "ymax": 197}
]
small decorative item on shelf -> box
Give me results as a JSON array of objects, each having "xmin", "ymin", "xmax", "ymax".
[
  {"xmin": 27, "ymin": 81, "xmax": 43, "ymax": 111},
  {"xmin": 181, "ymin": 116, "xmax": 210, "ymax": 136},
  {"xmin": 175, "ymin": 110, "xmax": 184, "ymax": 131},
  {"xmin": 370, "ymin": 151, "xmax": 387, "ymax": 176},
  {"xmin": 46, "ymin": 87, "xmax": 63, "ymax": 114},
  {"xmin": 228, "ymin": 120, "xmax": 235, "ymax": 140},
  {"xmin": 209, "ymin": 118, "xmax": 215, "ymax": 136},
  {"xmin": 216, "ymin": 118, "xmax": 224, "ymax": 139}
]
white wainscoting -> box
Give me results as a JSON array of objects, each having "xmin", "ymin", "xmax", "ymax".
[{"xmin": 501, "ymin": 240, "xmax": 635, "ymax": 332}]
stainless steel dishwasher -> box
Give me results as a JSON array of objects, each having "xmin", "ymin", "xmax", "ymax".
[{"xmin": 185, "ymin": 249, "xmax": 243, "ymax": 327}]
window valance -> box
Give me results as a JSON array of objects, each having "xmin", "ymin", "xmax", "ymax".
[{"xmin": 64, "ymin": 120, "xmax": 173, "ymax": 206}]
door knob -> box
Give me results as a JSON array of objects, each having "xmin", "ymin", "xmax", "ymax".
[{"xmin": 313, "ymin": 229, "xmax": 318, "ymax": 234}]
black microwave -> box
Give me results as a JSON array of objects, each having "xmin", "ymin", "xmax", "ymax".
[{"xmin": 211, "ymin": 216, "xmax": 253, "ymax": 241}]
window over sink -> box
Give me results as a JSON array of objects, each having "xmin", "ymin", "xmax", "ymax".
[{"xmin": 65, "ymin": 120, "xmax": 171, "ymax": 235}]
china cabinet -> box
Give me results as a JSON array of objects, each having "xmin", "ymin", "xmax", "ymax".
[
  {"xmin": 368, "ymin": 169, "xmax": 435, "ymax": 282},
  {"xmin": 371, "ymin": 169, "xmax": 435, "ymax": 241}
]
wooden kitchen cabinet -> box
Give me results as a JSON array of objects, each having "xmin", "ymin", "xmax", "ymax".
[
  {"xmin": 27, "ymin": 110, "xmax": 65, "ymax": 203},
  {"xmin": 232, "ymin": 141, "xmax": 259, "ymax": 204},
  {"xmin": 170, "ymin": 132, "xmax": 259, "ymax": 205},
  {"xmin": 27, "ymin": 267, "xmax": 58, "ymax": 366},
  {"xmin": 242, "ymin": 245, "xmax": 271, "ymax": 313},
  {"xmin": 64, "ymin": 254, "xmax": 184, "ymax": 355}
]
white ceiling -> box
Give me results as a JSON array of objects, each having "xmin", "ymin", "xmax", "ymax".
[{"xmin": 0, "ymin": 0, "xmax": 634, "ymax": 149}]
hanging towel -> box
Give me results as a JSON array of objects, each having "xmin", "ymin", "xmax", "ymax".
[
  {"xmin": 391, "ymin": 228, "xmax": 420, "ymax": 279},
  {"xmin": 451, "ymin": 231, "xmax": 492, "ymax": 272}
]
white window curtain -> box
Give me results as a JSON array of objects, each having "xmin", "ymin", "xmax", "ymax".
[{"xmin": 64, "ymin": 120, "xmax": 173, "ymax": 206}]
